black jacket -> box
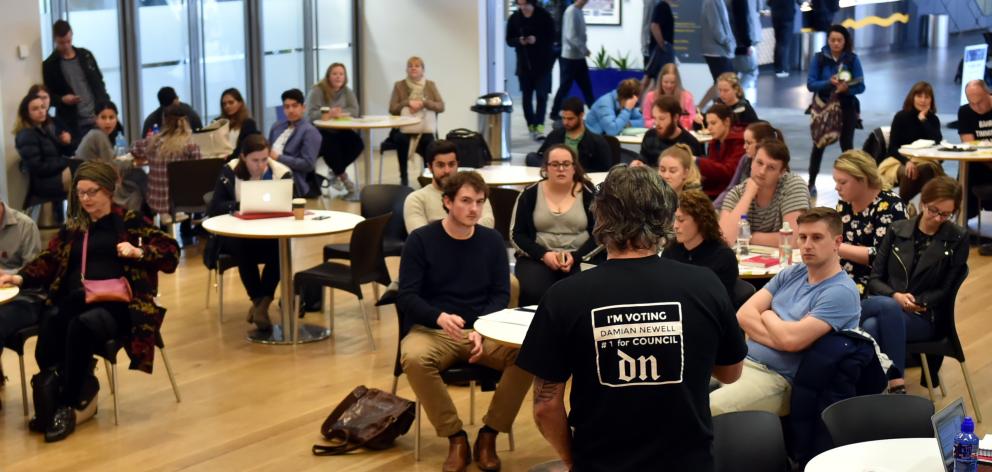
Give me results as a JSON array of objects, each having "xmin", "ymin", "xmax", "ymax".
[
  {"xmin": 141, "ymin": 102, "xmax": 204, "ymax": 137},
  {"xmin": 886, "ymin": 110, "xmax": 942, "ymax": 163},
  {"xmin": 868, "ymin": 217, "xmax": 968, "ymax": 309},
  {"xmin": 15, "ymin": 125, "xmax": 70, "ymax": 201},
  {"xmin": 505, "ymin": 5, "xmax": 556, "ymax": 77},
  {"xmin": 638, "ymin": 127, "xmax": 704, "ymax": 164},
  {"xmin": 510, "ymin": 181, "xmax": 598, "ymax": 262},
  {"xmin": 208, "ymin": 159, "xmax": 295, "ymax": 216},
  {"xmin": 537, "ymin": 127, "xmax": 613, "ymax": 172},
  {"xmin": 42, "ymin": 47, "xmax": 109, "ymax": 134},
  {"xmin": 230, "ymin": 118, "xmax": 260, "ymax": 159}
]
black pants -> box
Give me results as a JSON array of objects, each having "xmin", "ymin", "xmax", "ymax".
[
  {"xmin": 518, "ymin": 71, "xmax": 552, "ymax": 127},
  {"xmin": 35, "ymin": 303, "xmax": 129, "ymax": 407},
  {"xmin": 223, "ymin": 237, "xmax": 280, "ymax": 300},
  {"xmin": 704, "ymin": 56, "xmax": 735, "ymax": 80},
  {"xmin": 967, "ymin": 162, "xmax": 992, "ymax": 219},
  {"xmin": 392, "ymin": 131, "xmax": 435, "ymax": 186},
  {"xmin": 0, "ymin": 296, "xmax": 42, "ymax": 351},
  {"xmin": 319, "ymin": 128, "xmax": 364, "ymax": 176},
  {"xmin": 898, "ymin": 162, "xmax": 941, "ymax": 203},
  {"xmin": 808, "ymin": 99, "xmax": 858, "ymax": 188},
  {"xmin": 772, "ymin": 16, "xmax": 795, "ymax": 73},
  {"xmin": 550, "ymin": 58, "xmax": 594, "ymax": 120},
  {"xmin": 515, "ymin": 256, "xmax": 579, "ymax": 307}
]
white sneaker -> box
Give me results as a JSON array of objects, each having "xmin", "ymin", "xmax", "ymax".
[{"xmin": 775, "ymin": 71, "xmax": 789, "ymax": 78}]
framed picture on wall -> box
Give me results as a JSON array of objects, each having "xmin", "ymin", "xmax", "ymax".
[{"xmin": 583, "ymin": 0, "xmax": 621, "ymax": 26}]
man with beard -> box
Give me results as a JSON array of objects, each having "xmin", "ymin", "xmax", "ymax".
[
  {"xmin": 404, "ymin": 139, "xmax": 494, "ymax": 233},
  {"xmin": 532, "ymin": 97, "xmax": 612, "ymax": 172},
  {"xmin": 638, "ymin": 95, "xmax": 705, "ymax": 165}
]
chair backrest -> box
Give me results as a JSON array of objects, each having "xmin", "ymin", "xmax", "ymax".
[
  {"xmin": 917, "ymin": 265, "xmax": 969, "ymax": 361},
  {"xmin": 360, "ymin": 184, "xmax": 414, "ymax": 242},
  {"xmin": 820, "ymin": 393, "xmax": 935, "ymax": 447},
  {"xmin": 713, "ymin": 411, "xmax": 789, "ymax": 472},
  {"xmin": 732, "ymin": 279, "xmax": 755, "ymax": 310},
  {"xmin": 167, "ymin": 158, "xmax": 226, "ymax": 215},
  {"xmin": 348, "ymin": 213, "xmax": 392, "ymax": 285},
  {"xmin": 861, "ymin": 127, "xmax": 888, "ymax": 165},
  {"xmin": 489, "ymin": 187, "xmax": 520, "ymax": 243},
  {"xmin": 603, "ymin": 135, "xmax": 622, "ymax": 166}
]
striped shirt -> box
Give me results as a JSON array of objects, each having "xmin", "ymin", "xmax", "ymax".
[{"xmin": 721, "ymin": 172, "xmax": 810, "ymax": 233}]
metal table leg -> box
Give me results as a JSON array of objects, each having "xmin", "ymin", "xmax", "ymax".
[{"xmin": 247, "ymin": 238, "xmax": 330, "ymax": 344}]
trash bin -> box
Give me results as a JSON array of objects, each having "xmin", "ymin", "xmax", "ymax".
[
  {"xmin": 471, "ymin": 92, "xmax": 513, "ymax": 161},
  {"xmin": 801, "ymin": 31, "xmax": 827, "ymax": 71},
  {"xmin": 923, "ymin": 14, "xmax": 949, "ymax": 48}
]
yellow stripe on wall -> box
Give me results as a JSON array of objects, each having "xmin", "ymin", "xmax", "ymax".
[{"xmin": 800, "ymin": 12, "xmax": 909, "ymax": 32}]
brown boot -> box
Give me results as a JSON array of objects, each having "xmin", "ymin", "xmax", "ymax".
[
  {"xmin": 442, "ymin": 432, "xmax": 471, "ymax": 472},
  {"xmin": 473, "ymin": 428, "xmax": 501, "ymax": 471}
]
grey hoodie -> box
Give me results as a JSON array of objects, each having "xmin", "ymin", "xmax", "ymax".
[{"xmin": 701, "ymin": 0, "xmax": 736, "ymax": 58}]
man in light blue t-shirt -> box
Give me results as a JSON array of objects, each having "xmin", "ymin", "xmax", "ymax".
[{"xmin": 711, "ymin": 207, "xmax": 860, "ymax": 416}]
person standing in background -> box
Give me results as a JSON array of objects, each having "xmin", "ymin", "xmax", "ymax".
[
  {"xmin": 728, "ymin": 0, "xmax": 762, "ymax": 102},
  {"xmin": 641, "ymin": 0, "xmax": 662, "ymax": 69},
  {"xmin": 42, "ymin": 20, "xmax": 109, "ymax": 145},
  {"xmin": 507, "ymin": 0, "xmax": 557, "ymax": 141},
  {"xmin": 640, "ymin": 0, "xmax": 675, "ymax": 98},
  {"xmin": 698, "ymin": 0, "xmax": 736, "ymax": 112},
  {"xmin": 769, "ymin": 0, "xmax": 801, "ymax": 77},
  {"xmin": 549, "ymin": 0, "xmax": 594, "ymax": 122}
]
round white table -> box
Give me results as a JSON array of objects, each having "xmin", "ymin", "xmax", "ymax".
[
  {"xmin": 900, "ymin": 144, "xmax": 992, "ymax": 225},
  {"xmin": 473, "ymin": 307, "xmax": 535, "ymax": 348},
  {"xmin": 423, "ymin": 165, "xmax": 609, "ymax": 188},
  {"xmin": 615, "ymin": 129, "xmax": 713, "ymax": 146},
  {"xmin": 805, "ymin": 438, "xmax": 945, "ymax": 472},
  {"xmin": 314, "ymin": 115, "xmax": 421, "ymax": 190},
  {"xmin": 201, "ymin": 210, "xmax": 365, "ymax": 344},
  {"xmin": 0, "ymin": 286, "xmax": 20, "ymax": 305}
]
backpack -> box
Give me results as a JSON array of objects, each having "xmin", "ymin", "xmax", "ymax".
[{"xmin": 445, "ymin": 128, "xmax": 492, "ymax": 168}]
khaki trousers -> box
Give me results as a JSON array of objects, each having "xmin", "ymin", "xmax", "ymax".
[
  {"xmin": 401, "ymin": 325, "xmax": 533, "ymax": 437},
  {"xmin": 710, "ymin": 358, "xmax": 792, "ymax": 417}
]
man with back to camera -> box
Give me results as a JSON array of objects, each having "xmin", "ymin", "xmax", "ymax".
[
  {"xmin": 403, "ymin": 139, "xmax": 495, "ymax": 234},
  {"xmin": 268, "ymin": 88, "xmax": 322, "ymax": 198},
  {"xmin": 516, "ymin": 165, "xmax": 747, "ymax": 471},
  {"xmin": 710, "ymin": 207, "xmax": 860, "ymax": 416},
  {"xmin": 141, "ymin": 86, "xmax": 204, "ymax": 137},
  {"xmin": 42, "ymin": 20, "xmax": 109, "ymax": 142},
  {"xmin": 532, "ymin": 97, "xmax": 612, "ymax": 172},
  {"xmin": 398, "ymin": 171, "xmax": 531, "ymax": 472},
  {"xmin": 957, "ymin": 79, "xmax": 992, "ymax": 221}
]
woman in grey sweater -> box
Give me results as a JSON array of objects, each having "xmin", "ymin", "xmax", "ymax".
[{"xmin": 306, "ymin": 63, "xmax": 363, "ymax": 195}]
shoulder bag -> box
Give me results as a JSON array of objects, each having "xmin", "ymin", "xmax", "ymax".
[
  {"xmin": 191, "ymin": 118, "xmax": 235, "ymax": 158},
  {"xmin": 312, "ymin": 385, "xmax": 416, "ymax": 456},
  {"xmin": 399, "ymin": 106, "xmax": 437, "ymax": 135},
  {"xmin": 81, "ymin": 230, "xmax": 133, "ymax": 304},
  {"xmin": 809, "ymin": 92, "xmax": 842, "ymax": 148}
]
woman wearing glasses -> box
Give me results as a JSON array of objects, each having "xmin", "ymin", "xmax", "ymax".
[
  {"xmin": 862, "ymin": 176, "xmax": 968, "ymax": 394},
  {"xmin": 510, "ymin": 144, "xmax": 597, "ymax": 306}
]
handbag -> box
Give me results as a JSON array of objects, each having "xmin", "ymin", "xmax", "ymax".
[
  {"xmin": 399, "ymin": 107, "xmax": 437, "ymax": 135},
  {"xmin": 312, "ymin": 385, "xmax": 416, "ymax": 456},
  {"xmin": 191, "ymin": 118, "xmax": 235, "ymax": 158},
  {"xmin": 809, "ymin": 93, "xmax": 842, "ymax": 148},
  {"xmin": 81, "ymin": 230, "xmax": 133, "ymax": 304}
]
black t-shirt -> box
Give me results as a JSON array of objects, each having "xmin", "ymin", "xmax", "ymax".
[
  {"xmin": 649, "ymin": 2, "xmax": 675, "ymax": 52},
  {"xmin": 662, "ymin": 239, "xmax": 739, "ymax": 302},
  {"xmin": 957, "ymin": 103, "xmax": 992, "ymax": 140},
  {"xmin": 638, "ymin": 127, "xmax": 704, "ymax": 164},
  {"xmin": 516, "ymin": 255, "xmax": 747, "ymax": 472}
]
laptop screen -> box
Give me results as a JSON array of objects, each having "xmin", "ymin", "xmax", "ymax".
[{"xmin": 932, "ymin": 398, "xmax": 967, "ymax": 471}]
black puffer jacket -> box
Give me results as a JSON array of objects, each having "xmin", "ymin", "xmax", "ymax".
[{"xmin": 16, "ymin": 125, "xmax": 70, "ymax": 201}]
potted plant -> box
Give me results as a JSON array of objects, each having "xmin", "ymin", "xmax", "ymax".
[{"xmin": 568, "ymin": 47, "xmax": 644, "ymax": 101}]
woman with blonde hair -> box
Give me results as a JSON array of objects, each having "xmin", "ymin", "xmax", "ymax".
[
  {"xmin": 657, "ymin": 143, "xmax": 702, "ymax": 194},
  {"xmin": 642, "ymin": 63, "xmax": 696, "ymax": 130},
  {"xmin": 388, "ymin": 56, "xmax": 445, "ymax": 186},
  {"xmin": 131, "ymin": 103, "xmax": 201, "ymax": 222},
  {"xmin": 307, "ymin": 63, "xmax": 362, "ymax": 194},
  {"xmin": 833, "ymin": 149, "xmax": 905, "ymax": 295},
  {"xmin": 696, "ymin": 72, "xmax": 758, "ymax": 128}
]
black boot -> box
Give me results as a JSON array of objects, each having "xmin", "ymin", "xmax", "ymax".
[{"xmin": 44, "ymin": 406, "xmax": 76, "ymax": 442}]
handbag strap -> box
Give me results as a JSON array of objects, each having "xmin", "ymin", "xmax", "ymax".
[{"xmin": 82, "ymin": 230, "xmax": 89, "ymax": 279}]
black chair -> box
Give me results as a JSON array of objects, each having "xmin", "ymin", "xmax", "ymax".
[
  {"xmin": 166, "ymin": 158, "xmax": 226, "ymax": 223},
  {"xmin": 324, "ymin": 184, "xmax": 412, "ymax": 261},
  {"xmin": 416, "ymin": 175, "xmax": 433, "ymax": 189},
  {"xmin": 732, "ymin": 279, "xmax": 756, "ymax": 310},
  {"xmin": 390, "ymin": 307, "xmax": 514, "ymax": 461},
  {"xmin": 713, "ymin": 411, "xmax": 789, "ymax": 472},
  {"xmin": 3, "ymin": 324, "xmax": 39, "ymax": 416},
  {"xmin": 603, "ymin": 135, "xmax": 623, "ymax": 167},
  {"xmin": 96, "ymin": 331, "xmax": 181, "ymax": 426},
  {"xmin": 906, "ymin": 266, "xmax": 983, "ymax": 422},
  {"xmin": 820, "ymin": 394, "xmax": 935, "ymax": 447},
  {"xmin": 489, "ymin": 187, "xmax": 521, "ymax": 245},
  {"xmin": 293, "ymin": 213, "xmax": 392, "ymax": 351}
]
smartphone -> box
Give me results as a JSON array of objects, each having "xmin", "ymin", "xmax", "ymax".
[{"xmin": 312, "ymin": 215, "xmax": 331, "ymax": 221}]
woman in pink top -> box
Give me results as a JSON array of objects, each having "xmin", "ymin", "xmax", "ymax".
[{"xmin": 642, "ymin": 63, "xmax": 696, "ymax": 130}]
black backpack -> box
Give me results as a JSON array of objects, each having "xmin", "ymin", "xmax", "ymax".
[{"xmin": 445, "ymin": 128, "xmax": 492, "ymax": 168}]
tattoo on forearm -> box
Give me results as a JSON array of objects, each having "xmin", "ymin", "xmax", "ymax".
[{"xmin": 533, "ymin": 378, "xmax": 565, "ymax": 404}]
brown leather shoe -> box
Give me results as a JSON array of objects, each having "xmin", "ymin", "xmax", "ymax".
[
  {"xmin": 473, "ymin": 429, "xmax": 501, "ymax": 471},
  {"xmin": 442, "ymin": 433, "xmax": 471, "ymax": 472}
]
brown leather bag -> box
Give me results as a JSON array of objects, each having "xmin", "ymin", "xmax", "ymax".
[{"xmin": 311, "ymin": 385, "xmax": 416, "ymax": 456}]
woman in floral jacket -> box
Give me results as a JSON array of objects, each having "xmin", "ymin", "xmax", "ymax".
[
  {"xmin": 833, "ymin": 150, "xmax": 905, "ymax": 296},
  {"xmin": 0, "ymin": 161, "xmax": 179, "ymax": 442}
]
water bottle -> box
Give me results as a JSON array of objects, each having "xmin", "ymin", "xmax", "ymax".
[
  {"xmin": 779, "ymin": 222, "xmax": 793, "ymax": 266},
  {"xmin": 954, "ymin": 416, "xmax": 979, "ymax": 472},
  {"xmin": 114, "ymin": 134, "xmax": 128, "ymax": 157},
  {"xmin": 152, "ymin": 123, "xmax": 160, "ymax": 136},
  {"xmin": 736, "ymin": 215, "xmax": 751, "ymax": 257}
]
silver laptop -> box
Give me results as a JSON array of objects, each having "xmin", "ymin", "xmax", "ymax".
[
  {"xmin": 932, "ymin": 397, "xmax": 967, "ymax": 471},
  {"xmin": 238, "ymin": 179, "xmax": 293, "ymax": 213}
]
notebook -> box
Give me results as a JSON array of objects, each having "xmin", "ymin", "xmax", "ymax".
[
  {"xmin": 932, "ymin": 397, "xmax": 967, "ymax": 471},
  {"xmin": 238, "ymin": 179, "xmax": 293, "ymax": 214}
]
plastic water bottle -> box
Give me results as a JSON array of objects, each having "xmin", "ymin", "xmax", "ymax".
[
  {"xmin": 152, "ymin": 123, "xmax": 160, "ymax": 135},
  {"xmin": 736, "ymin": 215, "xmax": 751, "ymax": 257},
  {"xmin": 779, "ymin": 222, "xmax": 793, "ymax": 266},
  {"xmin": 954, "ymin": 416, "xmax": 979, "ymax": 472},
  {"xmin": 114, "ymin": 134, "xmax": 128, "ymax": 157}
]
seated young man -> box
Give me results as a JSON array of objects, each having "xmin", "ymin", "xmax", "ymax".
[
  {"xmin": 0, "ymin": 199, "xmax": 42, "ymax": 387},
  {"xmin": 403, "ymin": 139, "xmax": 494, "ymax": 234},
  {"xmin": 710, "ymin": 207, "xmax": 860, "ymax": 416},
  {"xmin": 267, "ymin": 88, "xmax": 321, "ymax": 197},
  {"xmin": 533, "ymin": 97, "xmax": 612, "ymax": 172},
  {"xmin": 397, "ymin": 171, "xmax": 531, "ymax": 472}
]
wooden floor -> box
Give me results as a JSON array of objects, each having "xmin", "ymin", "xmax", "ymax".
[{"xmin": 2, "ymin": 171, "xmax": 992, "ymax": 470}]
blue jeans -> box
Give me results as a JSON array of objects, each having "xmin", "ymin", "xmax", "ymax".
[{"xmin": 860, "ymin": 296, "xmax": 935, "ymax": 379}]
